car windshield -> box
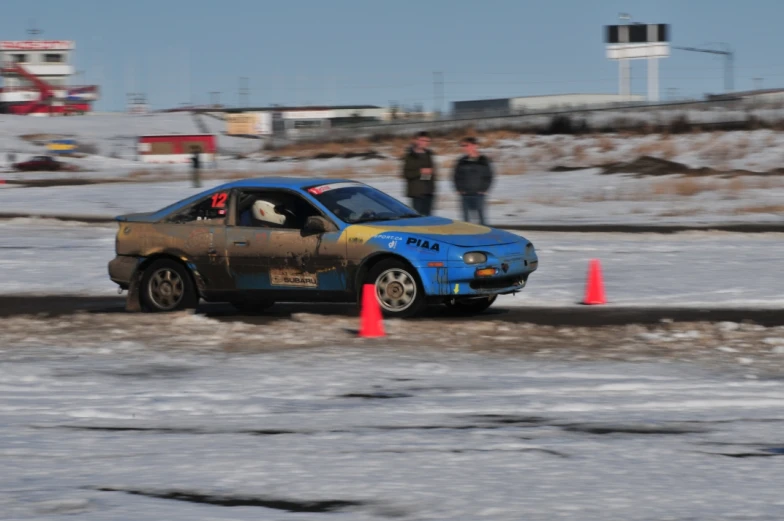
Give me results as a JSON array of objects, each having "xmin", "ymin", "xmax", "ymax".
[{"xmin": 307, "ymin": 182, "xmax": 419, "ymax": 224}]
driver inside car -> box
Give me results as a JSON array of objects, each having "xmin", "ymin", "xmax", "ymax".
[{"xmin": 239, "ymin": 199, "xmax": 289, "ymax": 228}]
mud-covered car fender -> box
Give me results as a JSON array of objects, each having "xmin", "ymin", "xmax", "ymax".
[{"xmin": 124, "ymin": 252, "xmax": 205, "ymax": 312}]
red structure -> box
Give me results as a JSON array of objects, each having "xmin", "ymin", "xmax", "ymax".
[
  {"xmin": 0, "ymin": 40, "xmax": 99, "ymax": 116},
  {"xmin": 138, "ymin": 134, "xmax": 217, "ymax": 164}
]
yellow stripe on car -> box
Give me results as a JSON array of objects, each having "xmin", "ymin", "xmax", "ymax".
[{"xmin": 342, "ymin": 222, "xmax": 492, "ymax": 243}]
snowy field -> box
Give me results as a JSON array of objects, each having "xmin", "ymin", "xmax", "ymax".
[
  {"xmin": 1, "ymin": 112, "xmax": 784, "ymax": 226},
  {"xmin": 3, "ymin": 113, "xmax": 784, "ymax": 521},
  {"xmin": 0, "ymin": 112, "xmax": 254, "ymax": 162},
  {"xmin": 1, "ymin": 218, "xmax": 783, "ymax": 307},
  {"xmin": 2, "ymin": 340, "xmax": 784, "ymax": 520},
  {"xmin": 2, "ymin": 172, "xmax": 784, "ymax": 226}
]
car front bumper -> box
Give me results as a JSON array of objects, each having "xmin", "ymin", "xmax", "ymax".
[
  {"xmin": 417, "ymin": 258, "xmax": 538, "ymax": 297},
  {"xmin": 108, "ymin": 255, "xmax": 138, "ymax": 288}
]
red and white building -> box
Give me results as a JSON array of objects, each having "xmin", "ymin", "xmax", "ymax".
[
  {"xmin": 138, "ymin": 134, "xmax": 216, "ymax": 164},
  {"xmin": 0, "ymin": 40, "xmax": 99, "ymax": 116}
]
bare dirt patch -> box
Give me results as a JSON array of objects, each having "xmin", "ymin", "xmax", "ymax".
[
  {"xmin": 4, "ymin": 312, "xmax": 784, "ymax": 375},
  {"xmin": 600, "ymin": 156, "xmax": 784, "ymax": 179},
  {"xmin": 733, "ymin": 204, "xmax": 784, "ymax": 215},
  {"xmin": 19, "ymin": 133, "xmax": 69, "ymax": 145}
]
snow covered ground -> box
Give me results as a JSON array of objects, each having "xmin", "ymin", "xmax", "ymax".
[
  {"xmin": 1, "ymin": 219, "xmax": 782, "ymax": 307},
  {"xmin": 3, "ymin": 109, "xmax": 784, "ymax": 174},
  {"xmin": 0, "ymin": 111, "xmax": 254, "ymax": 161},
  {"xmin": 2, "ymin": 338, "xmax": 784, "ymax": 520},
  {"xmin": 3, "ymin": 114, "xmax": 784, "ymax": 521},
  {"xmin": 1, "ymin": 112, "xmax": 784, "ymax": 226},
  {"xmin": 2, "ymin": 172, "xmax": 784, "ymax": 226}
]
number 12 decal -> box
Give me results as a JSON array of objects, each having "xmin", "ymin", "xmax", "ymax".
[{"xmin": 211, "ymin": 192, "xmax": 227, "ymax": 208}]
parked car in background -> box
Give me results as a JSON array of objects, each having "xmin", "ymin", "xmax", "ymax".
[{"xmin": 12, "ymin": 156, "xmax": 75, "ymax": 172}]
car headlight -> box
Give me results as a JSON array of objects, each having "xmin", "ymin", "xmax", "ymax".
[
  {"xmin": 526, "ymin": 242, "xmax": 535, "ymax": 254},
  {"xmin": 463, "ymin": 252, "xmax": 487, "ymax": 264}
]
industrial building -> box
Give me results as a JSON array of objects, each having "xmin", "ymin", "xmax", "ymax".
[
  {"xmin": 452, "ymin": 93, "xmax": 646, "ymax": 118},
  {"xmin": 224, "ymin": 105, "xmax": 385, "ymax": 137}
]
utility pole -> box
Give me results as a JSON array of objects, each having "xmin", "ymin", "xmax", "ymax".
[
  {"xmin": 239, "ymin": 77, "xmax": 249, "ymax": 107},
  {"xmin": 329, "ymin": 75, "xmax": 337, "ymax": 107},
  {"xmin": 433, "ymin": 71, "xmax": 444, "ymax": 117},
  {"xmin": 673, "ymin": 43, "xmax": 734, "ymax": 92},
  {"xmin": 617, "ymin": 13, "xmax": 632, "ymax": 100}
]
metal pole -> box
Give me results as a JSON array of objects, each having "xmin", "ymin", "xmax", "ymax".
[
  {"xmin": 239, "ymin": 77, "xmax": 249, "ymax": 108},
  {"xmin": 726, "ymin": 51, "xmax": 734, "ymax": 92},
  {"xmin": 619, "ymin": 59, "xmax": 630, "ymax": 98},
  {"xmin": 433, "ymin": 71, "xmax": 443, "ymax": 117},
  {"xmin": 648, "ymin": 57, "xmax": 659, "ymax": 102}
]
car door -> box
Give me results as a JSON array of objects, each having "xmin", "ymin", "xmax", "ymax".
[
  {"xmin": 225, "ymin": 189, "xmax": 347, "ymax": 294},
  {"xmin": 160, "ymin": 190, "xmax": 232, "ymax": 291}
]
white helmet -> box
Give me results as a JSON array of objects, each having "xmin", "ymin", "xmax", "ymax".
[{"xmin": 252, "ymin": 200, "xmax": 287, "ymax": 226}]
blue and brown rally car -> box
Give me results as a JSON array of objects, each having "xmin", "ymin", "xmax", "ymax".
[{"xmin": 108, "ymin": 178, "xmax": 538, "ymax": 317}]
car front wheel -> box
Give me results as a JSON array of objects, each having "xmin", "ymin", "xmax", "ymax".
[
  {"xmin": 444, "ymin": 295, "xmax": 498, "ymax": 314},
  {"xmin": 140, "ymin": 259, "xmax": 199, "ymax": 312},
  {"xmin": 366, "ymin": 259, "xmax": 426, "ymax": 318}
]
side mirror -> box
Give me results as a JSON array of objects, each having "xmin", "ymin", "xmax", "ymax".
[{"xmin": 303, "ymin": 216, "xmax": 337, "ymax": 236}]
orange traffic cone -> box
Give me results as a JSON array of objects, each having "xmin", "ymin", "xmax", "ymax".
[
  {"xmin": 582, "ymin": 259, "xmax": 607, "ymax": 305},
  {"xmin": 359, "ymin": 284, "xmax": 386, "ymax": 337}
]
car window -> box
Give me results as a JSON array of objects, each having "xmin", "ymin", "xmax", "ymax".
[
  {"xmin": 235, "ymin": 190, "xmax": 321, "ymax": 230},
  {"xmin": 307, "ymin": 183, "xmax": 418, "ymax": 224},
  {"xmin": 166, "ymin": 192, "xmax": 228, "ymax": 224}
]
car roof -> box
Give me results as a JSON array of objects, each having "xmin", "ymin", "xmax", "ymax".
[
  {"xmin": 216, "ymin": 177, "xmax": 359, "ymax": 191},
  {"xmin": 124, "ymin": 177, "xmax": 366, "ymax": 222}
]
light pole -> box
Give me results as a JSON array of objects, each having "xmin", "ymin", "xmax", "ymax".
[{"xmin": 618, "ymin": 13, "xmax": 631, "ymax": 99}]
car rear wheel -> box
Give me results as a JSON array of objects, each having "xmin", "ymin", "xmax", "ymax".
[
  {"xmin": 230, "ymin": 298, "xmax": 276, "ymax": 314},
  {"xmin": 140, "ymin": 259, "xmax": 198, "ymax": 312},
  {"xmin": 367, "ymin": 259, "xmax": 426, "ymax": 318},
  {"xmin": 444, "ymin": 295, "xmax": 498, "ymax": 314}
]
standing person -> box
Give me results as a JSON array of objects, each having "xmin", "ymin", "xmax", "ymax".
[
  {"xmin": 402, "ymin": 131, "xmax": 437, "ymax": 216},
  {"xmin": 190, "ymin": 146, "xmax": 202, "ymax": 188},
  {"xmin": 453, "ymin": 136, "xmax": 494, "ymax": 225}
]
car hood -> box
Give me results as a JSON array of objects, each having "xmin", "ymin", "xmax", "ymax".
[{"xmin": 356, "ymin": 216, "xmax": 523, "ymax": 247}]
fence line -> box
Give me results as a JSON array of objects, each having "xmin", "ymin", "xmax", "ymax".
[{"xmin": 285, "ymin": 96, "xmax": 783, "ymax": 143}]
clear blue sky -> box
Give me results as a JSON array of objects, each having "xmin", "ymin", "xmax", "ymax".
[{"xmin": 2, "ymin": 0, "xmax": 783, "ymax": 111}]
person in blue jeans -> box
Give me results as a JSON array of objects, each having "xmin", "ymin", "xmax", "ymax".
[{"xmin": 453, "ymin": 137, "xmax": 494, "ymax": 225}]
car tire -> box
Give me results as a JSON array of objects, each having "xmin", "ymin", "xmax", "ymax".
[
  {"xmin": 444, "ymin": 295, "xmax": 498, "ymax": 314},
  {"xmin": 366, "ymin": 259, "xmax": 426, "ymax": 318},
  {"xmin": 229, "ymin": 298, "xmax": 276, "ymax": 314},
  {"xmin": 140, "ymin": 259, "xmax": 199, "ymax": 312}
]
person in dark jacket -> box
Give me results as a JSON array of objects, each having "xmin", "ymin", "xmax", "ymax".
[
  {"xmin": 190, "ymin": 146, "xmax": 202, "ymax": 188},
  {"xmin": 402, "ymin": 131, "xmax": 437, "ymax": 215},
  {"xmin": 453, "ymin": 136, "xmax": 493, "ymax": 225}
]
